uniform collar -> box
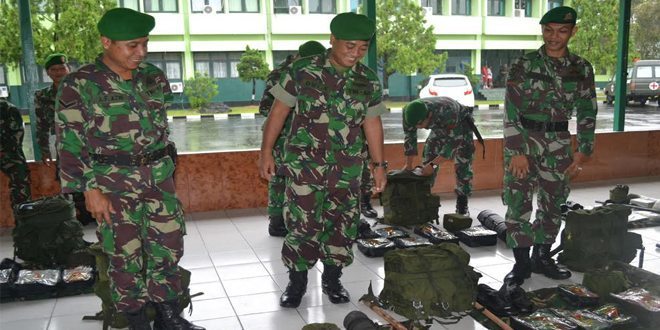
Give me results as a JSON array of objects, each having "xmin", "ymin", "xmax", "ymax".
[
  {"xmin": 537, "ymin": 45, "xmax": 574, "ymax": 62},
  {"xmin": 94, "ymin": 54, "xmax": 146, "ymax": 80}
]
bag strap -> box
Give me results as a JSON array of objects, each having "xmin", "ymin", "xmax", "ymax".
[{"xmin": 464, "ymin": 116, "xmax": 485, "ymax": 159}]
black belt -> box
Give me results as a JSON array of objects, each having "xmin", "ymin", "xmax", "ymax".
[
  {"xmin": 91, "ymin": 144, "xmax": 174, "ymax": 167},
  {"xmin": 519, "ymin": 116, "xmax": 568, "ymax": 132}
]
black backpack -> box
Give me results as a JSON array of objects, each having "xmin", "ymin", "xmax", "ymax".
[{"xmin": 12, "ymin": 195, "xmax": 88, "ymax": 267}]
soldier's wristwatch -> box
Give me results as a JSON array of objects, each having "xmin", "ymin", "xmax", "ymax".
[{"xmin": 371, "ymin": 161, "xmax": 389, "ymax": 169}]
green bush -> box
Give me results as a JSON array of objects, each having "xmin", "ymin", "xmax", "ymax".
[{"xmin": 184, "ymin": 72, "xmax": 219, "ymax": 111}]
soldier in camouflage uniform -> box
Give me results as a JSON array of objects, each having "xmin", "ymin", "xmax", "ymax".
[
  {"xmin": 35, "ymin": 53, "xmax": 69, "ymax": 163},
  {"xmin": 402, "ymin": 97, "xmax": 480, "ymax": 215},
  {"xmin": 258, "ymin": 12, "xmax": 387, "ymax": 308},
  {"xmin": 501, "ymin": 6, "xmax": 597, "ymax": 302},
  {"xmin": 260, "ymin": 41, "xmax": 327, "ymax": 237},
  {"xmin": 55, "ymin": 8, "xmax": 203, "ymax": 330},
  {"xmin": 0, "ymin": 99, "xmax": 32, "ymax": 207}
]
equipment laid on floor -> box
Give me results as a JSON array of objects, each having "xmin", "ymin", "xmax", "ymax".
[
  {"xmin": 476, "ymin": 210, "xmax": 507, "ymax": 242},
  {"xmin": 455, "ymin": 226, "xmax": 498, "ymax": 247},
  {"xmin": 443, "ymin": 213, "xmax": 472, "ymax": 232},
  {"xmin": 380, "ymin": 170, "xmax": 440, "ymax": 226},
  {"xmin": 12, "ymin": 195, "xmax": 88, "ymax": 268}
]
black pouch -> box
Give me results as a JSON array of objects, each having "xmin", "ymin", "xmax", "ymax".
[
  {"xmin": 357, "ymin": 219, "xmax": 380, "ymax": 239},
  {"xmin": 414, "ymin": 224, "xmax": 459, "ymax": 244},
  {"xmin": 13, "ymin": 269, "xmax": 60, "ymax": 300},
  {"xmin": 374, "ymin": 226, "xmax": 408, "ymax": 239},
  {"xmin": 57, "ymin": 265, "xmax": 95, "ymax": 297},
  {"xmin": 392, "ymin": 237, "xmax": 432, "ymax": 249},
  {"xmin": 510, "ymin": 309, "xmax": 579, "ymax": 330},
  {"xmin": 356, "ymin": 238, "xmax": 396, "ymax": 258},
  {"xmin": 476, "ymin": 284, "xmax": 513, "ymax": 317},
  {"xmin": 0, "ymin": 258, "xmax": 21, "ymax": 300},
  {"xmin": 455, "ymin": 226, "xmax": 497, "ymax": 247},
  {"xmin": 610, "ymin": 288, "xmax": 660, "ymax": 327},
  {"xmin": 557, "ymin": 284, "xmax": 600, "ymax": 307}
]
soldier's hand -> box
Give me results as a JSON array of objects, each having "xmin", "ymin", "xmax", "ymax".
[
  {"xmin": 566, "ymin": 152, "xmax": 590, "ymax": 179},
  {"xmin": 84, "ymin": 189, "xmax": 115, "ymax": 225},
  {"xmin": 509, "ymin": 155, "xmax": 529, "ymax": 179},
  {"xmin": 421, "ymin": 163, "xmax": 436, "ymax": 176},
  {"xmin": 372, "ymin": 167, "xmax": 387, "ymax": 192},
  {"xmin": 258, "ymin": 152, "xmax": 276, "ymax": 181}
]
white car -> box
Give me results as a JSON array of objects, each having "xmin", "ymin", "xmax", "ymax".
[{"xmin": 418, "ymin": 74, "xmax": 475, "ymax": 107}]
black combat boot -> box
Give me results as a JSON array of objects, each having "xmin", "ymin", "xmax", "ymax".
[
  {"xmin": 268, "ymin": 215, "xmax": 287, "ymax": 237},
  {"xmin": 360, "ymin": 193, "xmax": 378, "ymax": 218},
  {"xmin": 280, "ymin": 270, "xmax": 308, "ymax": 308},
  {"xmin": 455, "ymin": 191, "xmax": 469, "ymax": 215},
  {"xmin": 321, "ymin": 265, "xmax": 350, "ymax": 304},
  {"xmin": 504, "ymin": 247, "xmax": 531, "ymax": 285},
  {"xmin": 124, "ymin": 306, "xmax": 151, "ymax": 330},
  {"xmin": 531, "ymin": 244, "xmax": 571, "ymax": 280},
  {"xmin": 153, "ymin": 300, "xmax": 205, "ymax": 330}
]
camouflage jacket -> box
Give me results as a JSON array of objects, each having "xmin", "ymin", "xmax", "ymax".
[
  {"xmin": 0, "ymin": 100, "xmax": 25, "ymax": 154},
  {"xmin": 259, "ymin": 55, "xmax": 296, "ymax": 117},
  {"xmin": 269, "ymin": 52, "xmax": 386, "ymax": 178},
  {"xmin": 504, "ymin": 46, "xmax": 597, "ymax": 156},
  {"xmin": 55, "ymin": 56, "xmax": 174, "ymax": 194},
  {"xmin": 34, "ymin": 84, "xmax": 57, "ymax": 157},
  {"xmin": 403, "ymin": 97, "xmax": 473, "ymax": 156}
]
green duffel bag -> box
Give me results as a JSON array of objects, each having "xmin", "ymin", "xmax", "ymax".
[
  {"xmin": 381, "ymin": 170, "xmax": 440, "ymax": 226},
  {"xmin": 583, "ymin": 269, "xmax": 630, "ymax": 299},
  {"xmin": 558, "ymin": 204, "xmax": 640, "ymax": 272},
  {"xmin": 12, "ymin": 195, "xmax": 87, "ymax": 267},
  {"xmin": 379, "ymin": 244, "xmax": 481, "ymax": 322}
]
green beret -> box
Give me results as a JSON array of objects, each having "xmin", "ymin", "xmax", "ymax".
[
  {"xmin": 540, "ymin": 6, "xmax": 577, "ymax": 25},
  {"xmin": 330, "ymin": 12, "xmax": 375, "ymax": 41},
  {"xmin": 97, "ymin": 8, "xmax": 155, "ymax": 41},
  {"xmin": 298, "ymin": 41, "xmax": 326, "ymax": 57},
  {"xmin": 403, "ymin": 100, "xmax": 429, "ymax": 126},
  {"xmin": 44, "ymin": 53, "xmax": 67, "ymax": 69}
]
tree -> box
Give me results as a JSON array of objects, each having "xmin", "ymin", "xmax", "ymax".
[
  {"xmin": 0, "ymin": 0, "xmax": 115, "ymax": 67},
  {"xmin": 375, "ymin": 0, "xmax": 447, "ymax": 96},
  {"xmin": 184, "ymin": 72, "xmax": 219, "ymax": 112},
  {"xmin": 631, "ymin": 0, "xmax": 660, "ymax": 59},
  {"xmin": 237, "ymin": 46, "xmax": 269, "ymax": 102}
]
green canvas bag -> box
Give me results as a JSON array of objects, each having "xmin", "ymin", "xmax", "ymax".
[
  {"xmin": 84, "ymin": 244, "xmax": 201, "ymax": 330},
  {"xmin": 381, "ymin": 170, "xmax": 440, "ymax": 226},
  {"xmin": 558, "ymin": 204, "xmax": 641, "ymax": 272},
  {"xmin": 12, "ymin": 195, "xmax": 87, "ymax": 267},
  {"xmin": 379, "ymin": 244, "xmax": 480, "ymax": 322}
]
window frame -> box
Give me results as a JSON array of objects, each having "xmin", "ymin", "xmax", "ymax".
[
  {"xmin": 118, "ymin": 0, "xmax": 141, "ymax": 11},
  {"xmin": 487, "ymin": 0, "xmax": 505, "ymax": 16},
  {"xmin": 193, "ymin": 52, "xmax": 243, "ymax": 79},
  {"xmin": 547, "ymin": 0, "xmax": 563, "ymax": 10},
  {"xmin": 273, "ymin": 0, "xmax": 302, "ymax": 14},
  {"xmin": 228, "ymin": 0, "xmax": 260, "ymax": 13},
  {"xmin": 190, "ymin": 0, "xmax": 224, "ymax": 13},
  {"xmin": 452, "ymin": 0, "xmax": 471, "ymax": 16},
  {"xmin": 308, "ymin": 0, "xmax": 336, "ymax": 14},
  {"xmin": 144, "ymin": 0, "xmax": 179, "ymax": 13},
  {"xmin": 420, "ymin": 0, "xmax": 442, "ymax": 15},
  {"xmin": 148, "ymin": 52, "xmax": 183, "ymax": 81}
]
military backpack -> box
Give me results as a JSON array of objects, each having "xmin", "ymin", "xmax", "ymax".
[
  {"xmin": 380, "ymin": 170, "xmax": 440, "ymax": 226},
  {"xmin": 84, "ymin": 244, "xmax": 201, "ymax": 330},
  {"xmin": 379, "ymin": 244, "xmax": 481, "ymax": 323},
  {"xmin": 557, "ymin": 204, "xmax": 642, "ymax": 272},
  {"xmin": 12, "ymin": 195, "xmax": 88, "ymax": 267}
]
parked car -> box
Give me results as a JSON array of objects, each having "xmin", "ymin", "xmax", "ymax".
[
  {"xmin": 604, "ymin": 60, "xmax": 660, "ymax": 106},
  {"xmin": 418, "ymin": 74, "xmax": 475, "ymax": 107}
]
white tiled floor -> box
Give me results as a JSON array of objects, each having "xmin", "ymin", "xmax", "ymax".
[{"xmin": 1, "ymin": 177, "xmax": 659, "ymax": 329}]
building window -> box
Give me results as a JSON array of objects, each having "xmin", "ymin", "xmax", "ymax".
[
  {"xmin": 272, "ymin": 51, "xmax": 297, "ymax": 66},
  {"xmin": 118, "ymin": 0, "xmax": 140, "ymax": 11},
  {"xmin": 144, "ymin": 0, "xmax": 178, "ymax": 12},
  {"xmin": 309, "ymin": 0, "xmax": 335, "ymax": 14},
  {"xmin": 487, "ymin": 0, "xmax": 504, "ymax": 16},
  {"xmin": 274, "ymin": 0, "xmax": 301, "ymax": 14},
  {"xmin": 547, "ymin": 0, "xmax": 563, "ymax": 9},
  {"xmin": 452, "ymin": 0, "xmax": 471, "ymax": 16},
  {"xmin": 193, "ymin": 52, "xmax": 242, "ymax": 78},
  {"xmin": 191, "ymin": 0, "xmax": 223, "ymax": 13},
  {"xmin": 441, "ymin": 50, "xmax": 471, "ymax": 73},
  {"xmin": 350, "ymin": 0, "xmax": 359, "ymax": 13},
  {"xmin": 148, "ymin": 52, "xmax": 182, "ymax": 80},
  {"xmin": 525, "ymin": 0, "xmax": 532, "ymax": 17},
  {"xmin": 228, "ymin": 0, "xmax": 260, "ymax": 13},
  {"xmin": 420, "ymin": 0, "xmax": 441, "ymax": 15}
]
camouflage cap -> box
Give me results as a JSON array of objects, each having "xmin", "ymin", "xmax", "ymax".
[
  {"xmin": 540, "ymin": 6, "xmax": 577, "ymax": 25},
  {"xmin": 403, "ymin": 100, "xmax": 429, "ymax": 126},
  {"xmin": 330, "ymin": 12, "xmax": 375, "ymax": 41},
  {"xmin": 44, "ymin": 53, "xmax": 67, "ymax": 69},
  {"xmin": 298, "ymin": 41, "xmax": 326, "ymax": 57},
  {"xmin": 97, "ymin": 8, "xmax": 155, "ymax": 41}
]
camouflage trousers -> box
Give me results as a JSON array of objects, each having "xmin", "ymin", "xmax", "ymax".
[
  {"xmin": 360, "ymin": 145, "xmax": 373, "ymax": 197},
  {"xmin": 502, "ymin": 131, "xmax": 572, "ymax": 248},
  {"xmin": 0, "ymin": 152, "xmax": 32, "ymax": 206},
  {"xmin": 281, "ymin": 166, "xmax": 361, "ymax": 271},
  {"xmin": 97, "ymin": 177, "xmax": 186, "ymax": 312},
  {"xmin": 422, "ymin": 126, "xmax": 475, "ymax": 196}
]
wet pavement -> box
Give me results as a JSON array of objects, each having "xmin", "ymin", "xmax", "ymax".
[{"xmin": 21, "ymin": 101, "xmax": 660, "ymax": 160}]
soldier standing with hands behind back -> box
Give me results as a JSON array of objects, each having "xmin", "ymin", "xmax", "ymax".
[
  {"xmin": 500, "ymin": 6, "xmax": 597, "ymax": 306},
  {"xmin": 35, "ymin": 53, "xmax": 70, "ymax": 163},
  {"xmin": 55, "ymin": 8, "xmax": 203, "ymax": 330},
  {"xmin": 259, "ymin": 12, "xmax": 387, "ymax": 308}
]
